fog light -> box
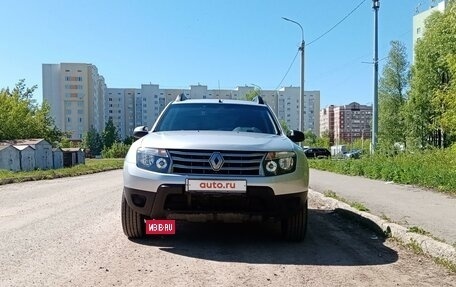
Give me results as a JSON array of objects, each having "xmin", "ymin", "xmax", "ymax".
[{"xmin": 265, "ymin": 160, "xmax": 278, "ymax": 173}]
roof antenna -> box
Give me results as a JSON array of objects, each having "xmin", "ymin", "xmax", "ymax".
[{"xmin": 218, "ymin": 80, "xmax": 221, "ymax": 102}]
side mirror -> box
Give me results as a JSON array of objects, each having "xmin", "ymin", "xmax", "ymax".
[
  {"xmin": 133, "ymin": 126, "xmax": 148, "ymax": 139},
  {"xmin": 287, "ymin": 130, "xmax": 304, "ymax": 142}
]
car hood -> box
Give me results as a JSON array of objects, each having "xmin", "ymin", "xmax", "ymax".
[{"xmin": 139, "ymin": 131, "xmax": 294, "ymax": 151}]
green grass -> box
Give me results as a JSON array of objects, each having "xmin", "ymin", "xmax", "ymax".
[
  {"xmin": 309, "ymin": 148, "xmax": 456, "ymax": 195},
  {"xmin": 0, "ymin": 158, "xmax": 124, "ymax": 185},
  {"xmin": 323, "ymin": 190, "xmax": 370, "ymax": 212},
  {"xmin": 406, "ymin": 238, "xmax": 424, "ymax": 255},
  {"xmin": 434, "ymin": 257, "xmax": 456, "ymax": 273},
  {"xmin": 408, "ymin": 226, "xmax": 432, "ymax": 236}
]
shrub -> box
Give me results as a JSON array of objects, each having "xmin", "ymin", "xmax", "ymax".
[
  {"xmin": 308, "ymin": 149, "xmax": 456, "ymax": 195},
  {"xmin": 102, "ymin": 142, "xmax": 130, "ymax": 158}
]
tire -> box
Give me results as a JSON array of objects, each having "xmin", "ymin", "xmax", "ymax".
[
  {"xmin": 281, "ymin": 200, "xmax": 308, "ymax": 242},
  {"xmin": 121, "ymin": 192, "xmax": 145, "ymax": 238}
]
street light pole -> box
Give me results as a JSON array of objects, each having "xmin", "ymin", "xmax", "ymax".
[
  {"xmin": 282, "ymin": 17, "xmax": 305, "ymax": 132},
  {"xmin": 250, "ymin": 83, "xmax": 262, "ymax": 98},
  {"xmin": 372, "ymin": 0, "xmax": 380, "ymax": 153}
]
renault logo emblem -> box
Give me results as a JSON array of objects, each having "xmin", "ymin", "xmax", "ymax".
[{"xmin": 209, "ymin": 152, "xmax": 224, "ymax": 171}]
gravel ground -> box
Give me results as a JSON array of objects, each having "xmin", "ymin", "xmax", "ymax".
[{"xmin": 0, "ymin": 170, "xmax": 454, "ymax": 287}]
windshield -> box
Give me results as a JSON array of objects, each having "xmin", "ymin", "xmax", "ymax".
[{"xmin": 154, "ymin": 103, "xmax": 279, "ymax": 134}]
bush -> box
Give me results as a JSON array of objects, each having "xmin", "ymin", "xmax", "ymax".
[
  {"xmin": 102, "ymin": 142, "xmax": 130, "ymax": 158},
  {"xmin": 308, "ymin": 148, "xmax": 456, "ymax": 195}
]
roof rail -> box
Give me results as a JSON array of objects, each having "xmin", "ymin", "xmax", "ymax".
[
  {"xmin": 175, "ymin": 93, "xmax": 188, "ymax": 102},
  {"xmin": 252, "ymin": 96, "xmax": 265, "ymax": 105}
]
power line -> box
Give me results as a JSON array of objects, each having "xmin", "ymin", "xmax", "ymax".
[
  {"xmin": 276, "ymin": 0, "xmax": 368, "ymax": 90},
  {"xmin": 306, "ymin": 0, "xmax": 368, "ymax": 47},
  {"xmin": 275, "ymin": 50, "xmax": 300, "ymax": 91}
]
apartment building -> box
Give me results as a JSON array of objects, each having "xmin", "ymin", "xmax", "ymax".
[
  {"xmin": 42, "ymin": 63, "xmax": 106, "ymax": 140},
  {"xmin": 321, "ymin": 102, "xmax": 372, "ymax": 145},
  {"xmin": 413, "ymin": 0, "xmax": 447, "ymax": 62},
  {"xmin": 276, "ymin": 87, "xmax": 320, "ymax": 135},
  {"xmin": 320, "ymin": 105, "xmax": 335, "ymax": 144},
  {"xmin": 43, "ymin": 63, "xmax": 321, "ymax": 140}
]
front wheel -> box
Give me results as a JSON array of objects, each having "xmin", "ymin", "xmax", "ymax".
[
  {"xmin": 281, "ymin": 200, "xmax": 308, "ymax": 242},
  {"xmin": 121, "ymin": 192, "xmax": 145, "ymax": 238}
]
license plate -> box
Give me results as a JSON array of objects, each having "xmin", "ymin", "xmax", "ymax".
[{"xmin": 186, "ymin": 179, "xmax": 247, "ymax": 193}]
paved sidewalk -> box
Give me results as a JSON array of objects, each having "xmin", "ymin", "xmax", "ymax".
[{"xmin": 309, "ymin": 169, "xmax": 456, "ymax": 245}]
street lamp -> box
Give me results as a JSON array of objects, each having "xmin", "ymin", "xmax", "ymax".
[
  {"xmin": 372, "ymin": 0, "xmax": 380, "ymax": 154},
  {"xmin": 282, "ymin": 17, "xmax": 305, "ymax": 132},
  {"xmin": 250, "ymin": 83, "xmax": 262, "ymax": 97}
]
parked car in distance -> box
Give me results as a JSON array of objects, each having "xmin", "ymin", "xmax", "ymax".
[
  {"xmin": 303, "ymin": 148, "xmax": 331, "ymax": 159},
  {"xmin": 344, "ymin": 149, "xmax": 362, "ymax": 159}
]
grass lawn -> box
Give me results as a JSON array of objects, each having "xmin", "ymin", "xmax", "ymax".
[{"xmin": 0, "ymin": 158, "xmax": 124, "ymax": 185}]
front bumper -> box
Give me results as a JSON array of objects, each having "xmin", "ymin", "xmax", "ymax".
[
  {"xmin": 124, "ymin": 185, "xmax": 307, "ymax": 220},
  {"xmin": 123, "ymin": 161, "xmax": 309, "ymax": 196},
  {"xmin": 123, "ymin": 160, "xmax": 308, "ymax": 221}
]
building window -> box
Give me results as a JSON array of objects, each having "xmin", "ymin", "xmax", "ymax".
[
  {"xmin": 78, "ymin": 109, "xmax": 84, "ymax": 115},
  {"xmin": 65, "ymin": 76, "xmax": 82, "ymax": 81},
  {"xmin": 64, "ymin": 84, "xmax": 83, "ymax": 90}
]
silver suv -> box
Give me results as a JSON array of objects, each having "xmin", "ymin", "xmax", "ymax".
[{"xmin": 122, "ymin": 95, "xmax": 309, "ymax": 241}]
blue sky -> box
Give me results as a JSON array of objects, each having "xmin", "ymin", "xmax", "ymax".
[{"xmin": 0, "ymin": 0, "xmax": 432, "ymax": 107}]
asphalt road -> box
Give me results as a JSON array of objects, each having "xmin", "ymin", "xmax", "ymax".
[
  {"xmin": 0, "ymin": 170, "xmax": 454, "ymax": 286},
  {"xmin": 309, "ymin": 169, "xmax": 456, "ymax": 244}
]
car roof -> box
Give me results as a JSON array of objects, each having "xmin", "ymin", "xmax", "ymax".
[{"xmin": 171, "ymin": 98, "xmax": 264, "ymax": 106}]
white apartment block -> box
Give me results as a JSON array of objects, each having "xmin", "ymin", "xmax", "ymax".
[
  {"xmin": 104, "ymin": 84, "xmax": 321, "ymax": 139},
  {"xmin": 43, "ymin": 63, "xmax": 106, "ymax": 140},
  {"xmin": 413, "ymin": 0, "xmax": 447, "ymax": 62},
  {"xmin": 276, "ymin": 87, "xmax": 320, "ymax": 135},
  {"xmin": 43, "ymin": 63, "xmax": 321, "ymax": 140}
]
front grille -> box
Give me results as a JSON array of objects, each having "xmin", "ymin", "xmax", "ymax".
[{"xmin": 169, "ymin": 150, "xmax": 265, "ymax": 175}]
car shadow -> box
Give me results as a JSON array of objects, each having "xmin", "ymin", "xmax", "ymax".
[{"xmin": 130, "ymin": 209, "xmax": 398, "ymax": 266}]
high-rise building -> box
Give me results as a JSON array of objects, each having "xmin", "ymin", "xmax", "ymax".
[
  {"xmin": 321, "ymin": 102, "xmax": 372, "ymax": 145},
  {"xmin": 110, "ymin": 84, "xmax": 320, "ymax": 138},
  {"xmin": 320, "ymin": 105, "xmax": 335, "ymax": 144},
  {"xmin": 412, "ymin": 0, "xmax": 447, "ymax": 61},
  {"xmin": 43, "ymin": 63, "xmax": 321, "ymax": 140},
  {"xmin": 42, "ymin": 63, "xmax": 106, "ymax": 140},
  {"xmin": 276, "ymin": 87, "xmax": 320, "ymax": 135}
]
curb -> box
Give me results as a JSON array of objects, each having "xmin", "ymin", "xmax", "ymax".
[{"xmin": 309, "ymin": 189, "xmax": 456, "ymax": 267}]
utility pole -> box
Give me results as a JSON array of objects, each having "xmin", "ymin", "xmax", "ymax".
[
  {"xmin": 282, "ymin": 17, "xmax": 305, "ymax": 132},
  {"xmin": 372, "ymin": 0, "xmax": 380, "ymax": 154}
]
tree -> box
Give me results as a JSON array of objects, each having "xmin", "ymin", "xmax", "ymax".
[
  {"xmin": 102, "ymin": 118, "xmax": 119, "ymax": 149},
  {"xmin": 315, "ymin": 131, "xmax": 331, "ymax": 149},
  {"xmin": 303, "ymin": 131, "xmax": 317, "ymax": 147},
  {"xmin": 406, "ymin": 3, "xmax": 456, "ymax": 148},
  {"xmin": 245, "ymin": 89, "xmax": 260, "ymax": 101},
  {"xmin": 378, "ymin": 41, "xmax": 409, "ymax": 151},
  {"xmin": 0, "ymin": 80, "xmax": 64, "ymax": 144},
  {"xmin": 280, "ymin": 119, "xmax": 290, "ymax": 134},
  {"xmin": 82, "ymin": 127, "xmax": 103, "ymax": 156}
]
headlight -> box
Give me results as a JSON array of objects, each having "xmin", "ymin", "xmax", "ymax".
[
  {"xmin": 136, "ymin": 147, "xmax": 171, "ymax": 173},
  {"xmin": 263, "ymin": 151, "xmax": 296, "ymax": 176}
]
